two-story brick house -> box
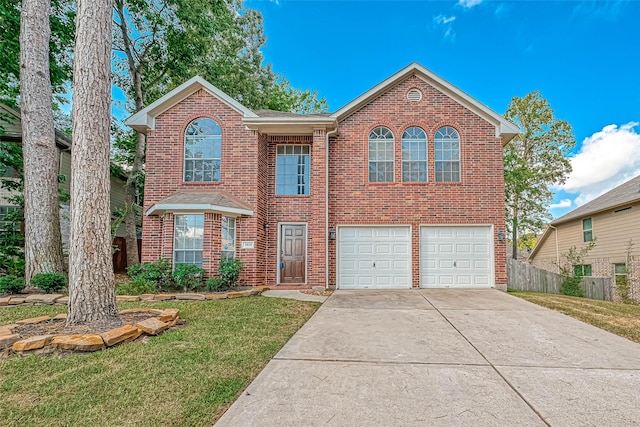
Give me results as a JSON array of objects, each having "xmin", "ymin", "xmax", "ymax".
[{"xmin": 126, "ymin": 63, "xmax": 518, "ymax": 290}]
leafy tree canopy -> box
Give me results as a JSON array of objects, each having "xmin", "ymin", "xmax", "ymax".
[
  {"xmin": 0, "ymin": 0, "xmax": 74, "ymax": 107},
  {"xmin": 504, "ymin": 90, "xmax": 575, "ymax": 259}
]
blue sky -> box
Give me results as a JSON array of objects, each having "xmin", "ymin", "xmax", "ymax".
[{"xmin": 244, "ymin": 0, "xmax": 640, "ymax": 218}]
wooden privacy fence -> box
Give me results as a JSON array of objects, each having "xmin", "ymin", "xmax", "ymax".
[{"xmin": 507, "ymin": 258, "xmax": 612, "ymax": 301}]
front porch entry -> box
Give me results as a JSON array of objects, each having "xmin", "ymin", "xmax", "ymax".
[{"xmin": 279, "ymin": 223, "xmax": 307, "ymax": 284}]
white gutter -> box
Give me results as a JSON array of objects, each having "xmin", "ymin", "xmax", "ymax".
[{"xmin": 325, "ymin": 126, "xmax": 339, "ymax": 289}]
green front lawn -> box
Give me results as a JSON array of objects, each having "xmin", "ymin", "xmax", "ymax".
[
  {"xmin": 0, "ymin": 297, "xmax": 319, "ymax": 427},
  {"xmin": 510, "ymin": 291, "xmax": 640, "ymax": 344}
]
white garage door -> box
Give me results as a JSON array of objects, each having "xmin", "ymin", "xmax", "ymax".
[
  {"xmin": 338, "ymin": 226, "xmax": 411, "ymax": 289},
  {"xmin": 421, "ymin": 226, "xmax": 493, "ymax": 288}
]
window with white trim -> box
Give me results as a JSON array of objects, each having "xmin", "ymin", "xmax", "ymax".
[
  {"xmin": 222, "ymin": 216, "xmax": 236, "ymax": 260},
  {"xmin": 582, "ymin": 218, "xmax": 593, "ymax": 242},
  {"xmin": 573, "ymin": 264, "xmax": 592, "ymax": 277},
  {"xmin": 434, "ymin": 127, "xmax": 460, "ymax": 182},
  {"xmin": 368, "ymin": 126, "xmax": 394, "ymax": 182},
  {"xmin": 0, "ymin": 206, "xmax": 20, "ymax": 234},
  {"xmin": 174, "ymin": 214, "xmax": 204, "ymax": 267},
  {"xmin": 402, "ymin": 127, "xmax": 427, "ymax": 182},
  {"xmin": 184, "ymin": 118, "xmax": 222, "ymax": 182},
  {"xmin": 276, "ymin": 145, "xmax": 310, "ymax": 195}
]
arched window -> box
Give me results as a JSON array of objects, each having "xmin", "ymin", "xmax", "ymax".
[
  {"xmin": 184, "ymin": 118, "xmax": 222, "ymax": 182},
  {"xmin": 401, "ymin": 127, "xmax": 427, "ymax": 182},
  {"xmin": 368, "ymin": 126, "xmax": 394, "ymax": 182},
  {"xmin": 434, "ymin": 127, "xmax": 460, "ymax": 182}
]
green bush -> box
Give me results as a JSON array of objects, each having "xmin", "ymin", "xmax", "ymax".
[
  {"xmin": 31, "ymin": 272, "xmax": 67, "ymax": 294},
  {"xmin": 219, "ymin": 259, "xmax": 243, "ymax": 288},
  {"xmin": 127, "ymin": 258, "xmax": 174, "ymax": 291},
  {"xmin": 206, "ymin": 276, "xmax": 225, "ymax": 292},
  {"xmin": 115, "ymin": 278, "xmax": 158, "ymax": 295},
  {"xmin": 0, "ymin": 274, "xmax": 25, "ymax": 295},
  {"xmin": 560, "ymin": 276, "xmax": 584, "ymax": 297},
  {"xmin": 173, "ymin": 263, "xmax": 205, "ymax": 292}
]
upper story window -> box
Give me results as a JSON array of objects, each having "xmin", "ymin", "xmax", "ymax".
[
  {"xmin": 368, "ymin": 126, "xmax": 394, "ymax": 182},
  {"xmin": 401, "ymin": 127, "xmax": 427, "ymax": 182},
  {"xmin": 434, "ymin": 126, "xmax": 460, "ymax": 182},
  {"xmin": 174, "ymin": 214, "xmax": 204, "ymax": 267},
  {"xmin": 222, "ymin": 216, "xmax": 236, "ymax": 260},
  {"xmin": 582, "ymin": 218, "xmax": 593, "ymax": 242},
  {"xmin": 276, "ymin": 145, "xmax": 310, "ymax": 195},
  {"xmin": 184, "ymin": 118, "xmax": 221, "ymax": 182}
]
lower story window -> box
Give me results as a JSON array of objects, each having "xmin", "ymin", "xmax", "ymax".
[
  {"xmin": 0, "ymin": 206, "xmax": 20, "ymax": 234},
  {"xmin": 174, "ymin": 214, "xmax": 204, "ymax": 267},
  {"xmin": 614, "ymin": 263, "xmax": 627, "ymax": 288},
  {"xmin": 222, "ymin": 216, "xmax": 236, "ymax": 260},
  {"xmin": 573, "ymin": 264, "xmax": 592, "ymax": 277}
]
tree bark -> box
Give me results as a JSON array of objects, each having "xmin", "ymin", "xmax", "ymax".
[
  {"xmin": 20, "ymin": 0, "xmax": 65, "ymax": 284},
  {"xmin": 67, "ymin": 0, "xmax": 121, "ymax": 326}
]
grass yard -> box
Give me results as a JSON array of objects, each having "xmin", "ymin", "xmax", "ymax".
[
  {"xmin": 0, "ymin": 297, "xmax": 319, "ymax": 427},
  {"xmin": 510, "ymin": 291, "xmax": 640, "ymax": 344}
]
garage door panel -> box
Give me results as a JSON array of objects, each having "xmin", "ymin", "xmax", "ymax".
[
  {"xmin": 338, "ymin": 226, "xmax": 411, "ymax": 290},
  {"xmin": 421, "ymin": 226, "xmax": 493, "ymax": 289}
]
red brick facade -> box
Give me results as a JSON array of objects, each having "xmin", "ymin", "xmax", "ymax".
[{"xmin": 139, "ymin": 67, "xmax": 509, "ymax": 290}]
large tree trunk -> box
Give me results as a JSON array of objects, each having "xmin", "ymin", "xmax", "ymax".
[
  {"xmin": 19, "ymin": 0, "xmax": 65, "ymax": 284},
  {"xmin": 67, "ymin": 0, "xmax": 121, "ymax": 326}
]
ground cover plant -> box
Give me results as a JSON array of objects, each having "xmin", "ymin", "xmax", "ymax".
[
  {"xmin": 0, "ymin": 297, "xmax": 319, "ymax": 426},
  {"xmin": 510, "ymin": 291, "xmax": 640, "ymax": 344}
]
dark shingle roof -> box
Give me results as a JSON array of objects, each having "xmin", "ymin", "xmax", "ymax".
[{"xmin": 552, "ymin": 174, "xmax": 640, "ymax": 225}]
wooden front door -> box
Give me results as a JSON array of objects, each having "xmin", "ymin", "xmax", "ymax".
[{"xmin": 280, "ymin": 224, "xmax": 306, "ymax": 284}]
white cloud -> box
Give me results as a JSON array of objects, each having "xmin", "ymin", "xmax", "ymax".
[
  {"xmin": 559, "ymin": 122, "xmax": 640, "ymax": 206},
  {"xmin": 434, "ymin": 14, "xmax": 456, "ymax": 25},
  {"xmin": 458, "ymin": 0, "xmax": 483, "ymax": 8},
  {"xmin": 550, "ymin": 199, "xmax": 572, "ymax": 209},
  {"xmin": 433, "ymin": 15, "xmax": 457, "ymax": 41}
]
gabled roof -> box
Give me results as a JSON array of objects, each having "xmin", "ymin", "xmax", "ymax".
[
  {"xmin": 552, "ymin": 174, "xmax": 640, "ymax": 225},
  {"xmin": 125, "ymin": 76, "xmax": 258, "ymax": 133},
  {"xmin": 146, "ymin": 189, "xmax": 254, "ymax": 217},
  {"xmin": 0, "ymin": 103, "xmax": 71, "ymax": 149},
  {"xmin": 528, "ymin": 174, "xmax": 640, "ymax": 260},
  {"xmin": 330, "ymin": 62, "xmax": 520, "ymax": 145}
]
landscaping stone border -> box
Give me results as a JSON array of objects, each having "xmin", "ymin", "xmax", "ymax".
[
  {"xmin": 0, "ymin": 286, "xmax": 270, "ymax": 356},
  {"xmin": 0, "ymin": 286, "xmax": 270, "ymax": 307}
]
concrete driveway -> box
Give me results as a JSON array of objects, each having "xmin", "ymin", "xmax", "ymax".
[{"xmin": 216, "ymin": 290, "xmax": 640, "ymax": 426}]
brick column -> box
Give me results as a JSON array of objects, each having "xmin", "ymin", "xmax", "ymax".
[
  {"xmin": 160, "ymin": 213, "xmax": 174, "ymax": 261},
  {"xmin": 310, "ymin": 129, "xmax": 327, "ymax": 287}
]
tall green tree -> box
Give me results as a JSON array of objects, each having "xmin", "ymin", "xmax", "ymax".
[
  {"xmin": 67, "ymin": 0, "xmax": 120, "ymax": 326},
  {"xmin": 504, "ymin": 90, "xmax": 575, "ymax": 260},
  {"xmin": 112, "ymin": 0, "xmax": 326, "ymax": 267},
  {"xmin": 20, "ymin": 0, "xmax": 66, "ymax": 282}
]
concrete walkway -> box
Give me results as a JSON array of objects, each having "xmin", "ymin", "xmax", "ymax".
[
  {"xmin": 261, "ymin": 289, "xmax": 329, "ymax": 303},
  {"xmin": 216, "ymin": 289, "xmax": 640, "ymax": 426}
]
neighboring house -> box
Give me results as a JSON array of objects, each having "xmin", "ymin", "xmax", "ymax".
[
  {"xmin": 126, "ymin": 63, "xmax": 519, "ymax": 290},
  {"xmin": 529, "ymin": 174, "xmax": 640, "ymax": 299},
  {"xmin": 0, "ymin": 104, "xmax": 131, "ymax": 269}
]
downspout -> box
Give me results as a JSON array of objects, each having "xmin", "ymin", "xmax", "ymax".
[
  {"xmin": 326, "ymin": 124, "xmax": 339, "ymax": 290},
  {"xmin": 548, "ymin": 224, "xmax": 559, "ymax": 273}
]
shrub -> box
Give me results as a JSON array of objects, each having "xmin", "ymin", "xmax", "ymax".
[
  {"xmin": 560, "ymin": 276, "xmax": 584, "ymax": 298},
  {"xmin": 115, "ymin": 278, "xmax": 158, "ymax": 295},
  {"xmin": 219, "ymin": 259, "xmax": 242, "ymax": 288},
  {"xmin": 0, "ymin": 275, "xmax": 25, "ymax": 295},
  {"xmin": 31, "ymin": 272, "xmax": 67, "ymax": 294},
  {"xmin": 206, "ymin": 276, "xmax": 226, "ymax": 292},
  {"xmin": 127, "ymin": 258, "xmax": 174, "ymax": 291},
  {"xmin": 173, "ymin": 263, "xmax": 205, "ymax": 292}
]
